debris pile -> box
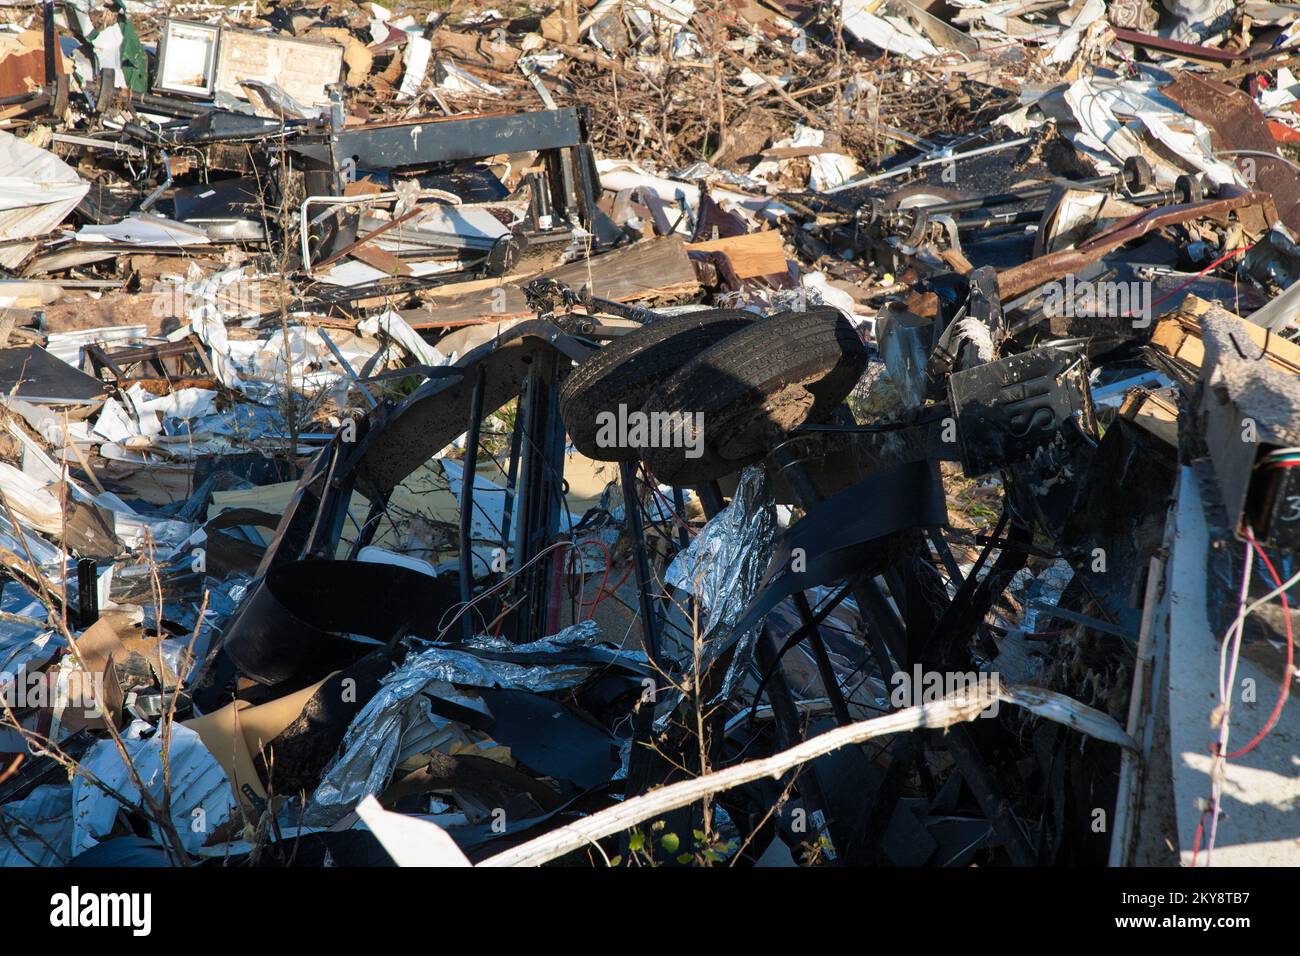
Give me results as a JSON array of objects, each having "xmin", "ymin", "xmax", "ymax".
[{"xmin": 0, "ymin": 0, "xmax": 1296, "ymax": 868}]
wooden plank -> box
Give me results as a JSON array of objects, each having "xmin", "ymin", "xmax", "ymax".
[
  {"xmin": 1119, "ymin": 388, "xmax": 1179, "ymax": 447},
  {"xmin": 685, "ymin": 229, "xmax": 788, "ymax": 279},
  {"xmin": 407, "ymin": 237, "xmax": 699, "ymax": 330},
  {"xmin": 350, "ymin": 242, "xmax": 412, "ymax": 276},
  {"xmin": 1150, "ymin": 295, "xmax": 1300, "ymax": 375},
  {"xmin": 316, "ymin": 205, "xmax": 423, "ymax": 270},
  {"xmin": 420, "ymin": 270, "xmax": 539, "ymax": 299}
]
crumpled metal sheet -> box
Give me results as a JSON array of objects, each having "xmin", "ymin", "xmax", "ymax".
[
  {"xmin": 0, "ymin": 510, "xmax": 66, "ymax": 573},
  {"xmin": 0, "ymin": 618, "xmax": 59, "ymax": 681},
  {"xmin": 0, "ymin": 130, "xmax": 88, "ymax": 270},
  {"xmin": 664, "ymin": 465, "xmax": 778, "ymax": 703},
  {"xmin": 1162, "ymin": 72, "xmax": 1300, "ymax": 232},
  {"xmin": 0, "ymin": 784, "xmax": 72, "ymax": 867},
  {"xmin": 464, "ymin": 620, "xmax": 647, "ymax": 656},
  {"xmin": 675, "ymin": 160, "xmax": 767, "ymax": 191},
  {"xmin": 306, "ymin": 687, "xmax": 455, "ymax": 825},
  {"xmin": 411, "ymin": 619, "xmax": 614, "ymax": 692},
  {"xmin": 71, "ymin": 719, "xmax": 236, "ymax": 858},
  {"xmin": 306, "ymin": 620, "xmax": 622, "ymax": 823}
]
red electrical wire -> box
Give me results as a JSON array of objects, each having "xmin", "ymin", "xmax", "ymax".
[
  {"xmin": 564, "ymin": 537, "xmax": 638, "ymax": 621},
  {"xmin": 570, "ymin": 539, "xmax": 611, "ymax": 620},
  {"xmin": 586, "ymin": 562, "xmax": 633, "ymax": 617},
  {"xmin": 1122, "ymin": 245, "xmax": 1253, "ymax": 320},
  {"xmin": 1222, "ymin": 529, "xmax": 1294, "ymax": 759},
  {"xmin": 1111, "ymin": 42, "xmax": 1138, "ymax": 78},
  {"xmin": 1191, "ymin": 809, "xmax": 1209, "ymax": 867},
  {"xmin": 563, "ymin": 474, "xmax": 696, "ymax": 623}
]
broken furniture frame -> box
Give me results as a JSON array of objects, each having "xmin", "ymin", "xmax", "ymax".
[
  {"xmin": 288, "ymin": 105, "xmax": 609, "ymax": 279},
  {"xmin": 206, "ymin": 321, "xmax": 598, "ymax": 673},
  {"xmin": 153, "ymin": 17, "xmax": 344, "ymax": 107},
  {"xmin": 83, "ymin": 336, "xmax": 217, "ymax": 386},
  {"xmin": 152, "ymin": 19, "xmax": 221, "ymax": 98}
]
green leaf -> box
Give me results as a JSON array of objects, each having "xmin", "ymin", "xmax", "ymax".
[
  {"xmin": 608, "ymin": 855, "xmax": 622, "ymax": 867},
  {"xmin": 660, "ymin": 832, "xmax": 680, "ymax": 854},
  {"xmin": 628, "ymin": 831, "xmax": 645, "ymax": 853},
  {"xmin": 676, "ymin": 853, "xmax": 694, "ymax": 865}
]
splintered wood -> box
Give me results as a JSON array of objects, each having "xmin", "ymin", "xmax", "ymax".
[
  {"xmin": 1151, "ymin": 295, "xmax": 1300, "ymax": 376},
  {"xmin": 407, "ymin": 236, "xmax": 701, "ymax": 329}
]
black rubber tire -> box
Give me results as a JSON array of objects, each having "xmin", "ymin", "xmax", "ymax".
[
  {"xmin": 639, "ymin": 308, "xmax": 868, "ymax": 485},
  {"xmin": 559, "ymin": 308, "xmax": 755, "ymax": 461}
]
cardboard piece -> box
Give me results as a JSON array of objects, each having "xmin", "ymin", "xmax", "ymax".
[
  {"xmin": 58, "ymin": 612, "xmax": 132, "ymax": 732},
  {"xmin": 184, "ymin": 673, "xmax": 334, "ymax": 811}
]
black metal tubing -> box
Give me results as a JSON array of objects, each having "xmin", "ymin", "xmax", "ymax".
[
  {"xmin": 509, "ymin": 352, "xmax": 567, "ymax": 643},
  {"xmin": 692, "ymin": 462, "xmax": 863, "ymax": 858},
  {"xmin": 750, "ymin": 624, "xmax": 849, "ymax": 860},
  {"xmin": 773, "ymin": 456, "xmax": 1038, "ymax": 865},
  {"xmin": 928, "ymin": 528, "xmax": 964, "ymax": 583},
  {"xmin": 346, "ymin": 492, "xmax": 390, "ymax": 559},
  {"xmin": 688, "ymin": 485, "xmax": 847, "ymax": 859},
  {"xmin": 575, "ymin": 143, "xmax": 602, "ymax": 227},
  {"xmin": 43, "ymin": 0, "xmax": 56, "ymax": 87},
  {"xmin": 767, "ymin": 441, "xmax": 906, "ymax": 681},
  {"xmin": 952, "ymin": 186, "xmax": 1186, "ymax": 236},
  {"xmin": 619, "ymin": 463, "xmax": 664, "ymax": 672},
  {"xmin": 698, "ymin": 481, "xmax": 726, "ymax": 520},
  {"xmin": 671, "ymin": 486, "xmax": 690, "ymax": 551},
  {"xmin": 913, "ymin": 512, "xmax": 1040, "ymax": 864},
  {"xmin": 459, "ymin": 365, "xmax": 487, "ymax": 642},
  {"xmin": 122, "ymin": 92, "xmax": 216, "ymax": 119},
  {"xmin": 945, "ymin": 724, "xmax": 1037, "ymax": 865},
  {"xmin": 0, "ymin": 90, "xmax": 49, "ymax": 109},
  {"xmin": 76, "ymin": 558, "xmax": 98, "ymax": 629},
  {"xmin": 303, "ymin": 435, "xmax": 352, "ymax": 561},
  {"xmin": 509, "ymin": 368, "xmax": 541, "ymax": 641},
  {"xmin": 911, "ymin": 172, "xmax": 1129, "ymax": 217},
  {"xmin": 792, "ymin": 592, "xmax": 852, "ymax": 726},
  {"xmin": 620, "ymin": 458, "xmax": 667, "ymax": 800}
]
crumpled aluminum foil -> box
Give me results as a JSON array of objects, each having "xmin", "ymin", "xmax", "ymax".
[
  {"xmin": 394, "ymin": 622, "xmax": 611, "ymax": 694},
  {"xmin": 306, "ymin": 620, "xmax": 634, "ymax": 823},
  {"xmin": 663, "ymin": 466, "xmax": 778, "ymax": 704}
]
